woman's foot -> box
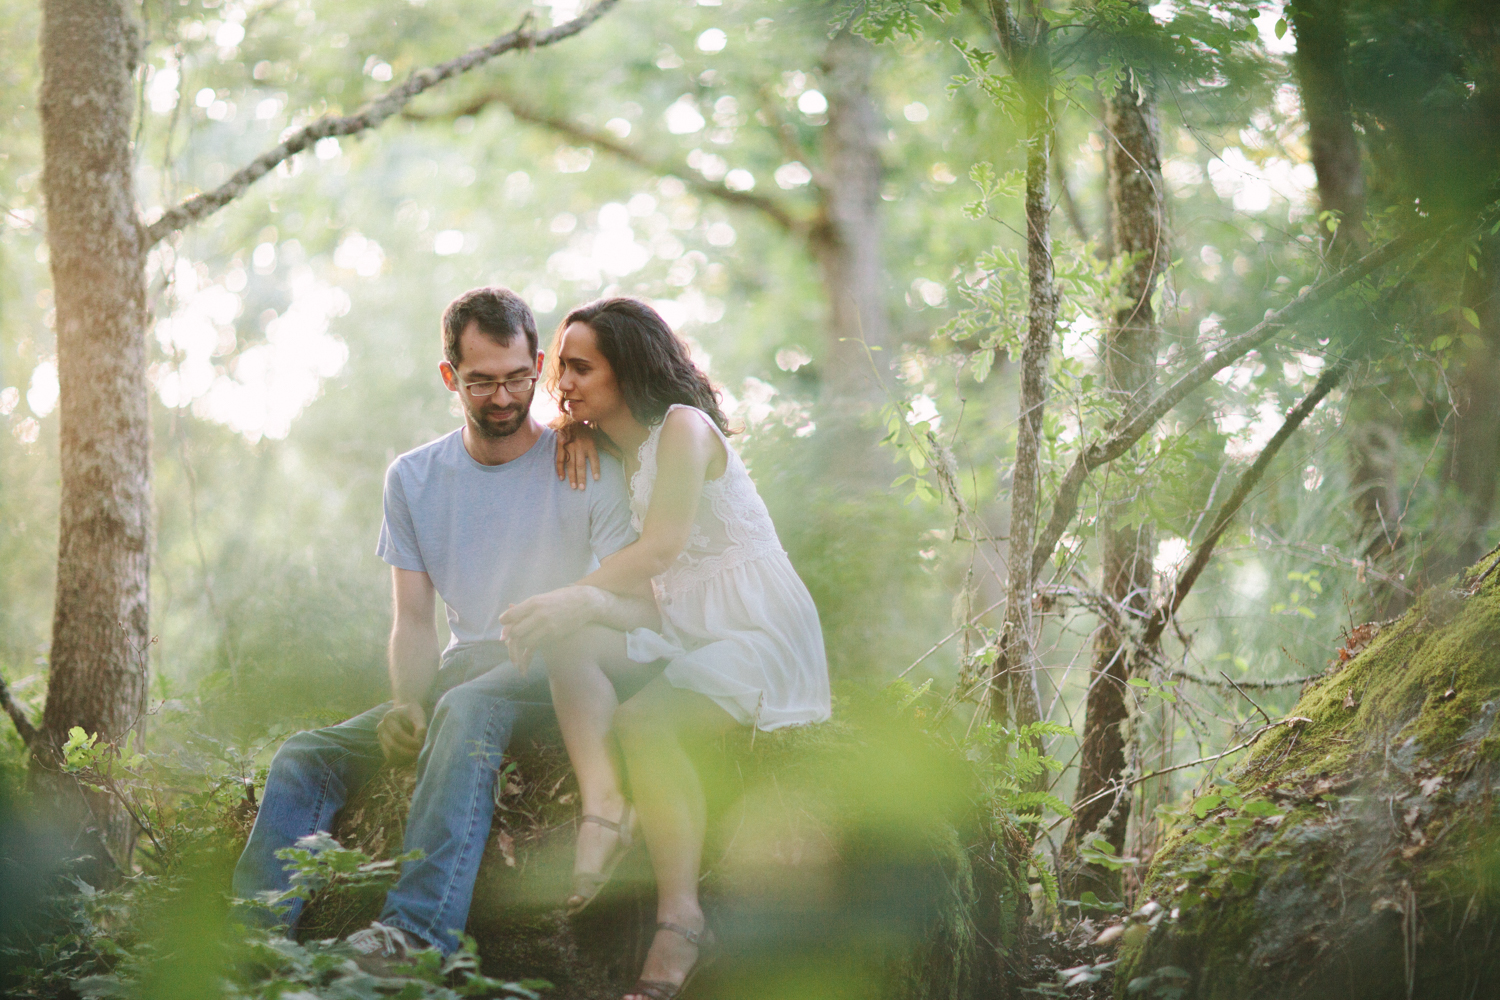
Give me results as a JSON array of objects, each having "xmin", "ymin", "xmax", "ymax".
[
  {"xmin": 566, "ymin": 803, "xmax": 636, "ymax": 913},
  {"xmin": 623, "ymin": 916, "xmax": 711, "ymax": 1000}
]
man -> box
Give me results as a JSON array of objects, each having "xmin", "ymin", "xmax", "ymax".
[{"xmin": 232, "ymin": 287, "xmax": 656, "ymax": 971}]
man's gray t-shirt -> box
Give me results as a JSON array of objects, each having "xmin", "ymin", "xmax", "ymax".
[{"xmin": 376, "ymin": 426, "xmax": 635, "ymax": 666}]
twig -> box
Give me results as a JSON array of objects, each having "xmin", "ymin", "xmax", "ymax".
[
  {"xmin": 142, "ymin": 0, "xmax": 619, "ymax": 245},
  {"xmin": 407, "ymin": 89, "xmax": 801, "ymax": 233},
  {"xmin": 1218, "ymin": 670, "xmax": 1271, "ymax": 726},
  {"xmin": 1166, "ymin": 667, "xmax": 1325, "ymax": 691},
  {"xmin": 892, "ymin": 596, "xmax": 1006, "ymax": 682},
  {"xmin": 0, "ymin": 672, "xmax": 38, "ymax": 747},
  {"xmin": 1468, "ymin": 543, "xmax": 1500, "ymax": 594},
  {"xmin": 1046, "ymin": 715, "xmax": 1313, "ymax": 833}
]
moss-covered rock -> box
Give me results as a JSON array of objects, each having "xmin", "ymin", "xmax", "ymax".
[
  {"xmin": 297, "ymin": 703, "xmax": 1033, "ymax": 999},
  {"xmin": 1116, "ymin": 553, "xmax": 1500, "ymax": 999}
]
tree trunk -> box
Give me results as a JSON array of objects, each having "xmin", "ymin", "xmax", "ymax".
[
  {"xmin": 1288, "ymin": 0, "xmax": 1366, "ymax": 256},
  {"xmin": 1431, "ymin": 232, "xmax": 1500, "ymax": 581},
  {"xmin": 1063, "ymin": 65, "xmax": 1167, "ymax": 897},
  {"xmin": 1288, "ymin": 0, "xmax": 1407, "ymax": 612},
  {"xmin": 811, "ymin": 31, "xmax": 891, "ymax": 410},
  {"xmin": 990, "ymin": 23, "xmax": 1054, "ymax": 731},
  {"xmin": 34, "ymin": 0, "xmax": 151, "ymax": 867}
]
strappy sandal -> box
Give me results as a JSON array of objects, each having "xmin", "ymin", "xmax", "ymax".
[
  {"xmin": 565, "ymin": 807, "xmax": 637, "ymax": 915},
  {"xmin": 627, "ymin": 920, "xmax": 717, "ymax": 1000}
]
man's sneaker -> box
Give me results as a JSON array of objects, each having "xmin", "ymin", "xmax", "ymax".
[{"xmin": 346, "ymin": 921, "xmax": 424, "ymax": 977}]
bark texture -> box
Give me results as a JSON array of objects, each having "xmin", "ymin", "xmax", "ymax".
[
  {"xmin": 35, "ymin": 0, "xmax": 152, "ymax": 864},
  {"xmin": 1065, "ymin": 70, "xmax": 1166, "ymax": 894},
  {"xmin": 991, "ymin": 20, "xmax": 1054, "ymax": 730}
]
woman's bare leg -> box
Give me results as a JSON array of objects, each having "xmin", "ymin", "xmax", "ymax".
[
  {"xmin": 540, "ymin": 625, "xmax": 657, "ymax": 883},
  {"xmin": 614, "ymin": 676, "xmax": 738, "ymax": 997}
]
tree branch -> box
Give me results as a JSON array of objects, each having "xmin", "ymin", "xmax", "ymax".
[
  {"xmin": 142, "ymin": 0, "xmax": 620, "ymax": 246},
  {"xmin": 1030, "ymin": 217, "xmax": 1447, "ymax": 579},
  {"xmin": 1167, "ymin": 666, "xmax": 1327, "ymax": 690},
  {"xmin": 407, "ymin": 89, "xmax": 802, "ymax": 233},
  {"xmin": 1140, "ymin": 360, "xmax": 1348, "ymax": 647},
  {"xmin": 0, "ymin": 671, "xmax": 38, "ymax": 747},
  {"xmin": 1052, "ymin": 715, "xmax": 1314, "ymax": 830}
]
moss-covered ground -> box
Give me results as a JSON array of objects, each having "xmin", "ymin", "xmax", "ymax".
[{"xmin": 1115, "ymin": 553, "xmax": 1500, "ymax": 1000}]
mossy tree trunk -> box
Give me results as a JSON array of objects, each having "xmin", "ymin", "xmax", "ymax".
[{"xmin": 1064, "ymin": 53, "xmax": 1166, "ymax": 898}]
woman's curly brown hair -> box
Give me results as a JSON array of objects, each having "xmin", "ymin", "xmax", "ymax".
[{"xmin": 548, "ymin": 297, "xmax": 732, "ymax": 435}]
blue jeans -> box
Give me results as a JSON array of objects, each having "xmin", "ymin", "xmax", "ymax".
[{"xmin": 232, "ymin": 655, "xmax": 548, "ymax": 954}]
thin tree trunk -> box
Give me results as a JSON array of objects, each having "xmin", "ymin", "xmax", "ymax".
[
  {"xmin": 989, "ymin": 10, "xmax": 1053, "ymax": 731},
  {"xmin": 812, "ymin": 30, "xmax": 891, "ymax": 410},
  {"xmin": 1064, "ymin": 65, "xmax": 1166, "ymax": 896},
  {"xmin": 34, "ymin": 0, "xmax": 152, "ymax": 868}
]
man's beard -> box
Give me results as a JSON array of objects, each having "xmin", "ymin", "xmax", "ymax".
[{"xmin": 467, "ymin": 394, "xmax": 531, "ymax": 439}]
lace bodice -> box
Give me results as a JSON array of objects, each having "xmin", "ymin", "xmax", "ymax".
[{"xmin": 628, "ymin": 405, "xmax": 785, "ymax": 594}]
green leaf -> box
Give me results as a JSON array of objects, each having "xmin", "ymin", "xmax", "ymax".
[
  {"xmin": 1274, "ymin": 17, "xmax": 1287, "ymax": 39},
  {"xmin": 1429, "ymin": 335, "xmax": 1453, "ymax": 352},
  {"xmin": 1463, "ymin": 307, "xmax": 1480, "ymax": 328},
  {"xmin": 1192, "ymin": 794, "xmax": 1222, "ymax": 819}
]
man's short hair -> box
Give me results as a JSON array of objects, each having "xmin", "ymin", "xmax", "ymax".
[{"xmin": 442, "ymin": 287, "xmax": 538, "ymax": 365}]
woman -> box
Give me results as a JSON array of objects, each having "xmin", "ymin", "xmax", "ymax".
[{"xmin": 499, "ymin": 298, "xmax": 829, "ymax": 1000}]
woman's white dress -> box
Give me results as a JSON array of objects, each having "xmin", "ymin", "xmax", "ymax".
[{"xmin": 623, "ymin": 404, "xmax": 830, "ymax": 731}]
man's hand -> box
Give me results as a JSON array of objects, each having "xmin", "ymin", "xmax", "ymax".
[
  {"xmin": 499, "ymin": 586, "xmax": 599, "ymax": 673},
  {"xmin": 552, "ymin": 419, "xmax": 600, "ymax": 490},
  {"xmin": 377, "ymin": 702, "xmax": 428, "ymax": 763}
]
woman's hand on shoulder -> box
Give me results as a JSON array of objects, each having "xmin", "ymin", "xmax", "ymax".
[{"xmin": 551, "ymin": 416, "xmax": 600, "ymax": 490}]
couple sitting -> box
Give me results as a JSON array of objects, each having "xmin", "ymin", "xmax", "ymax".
[{"xmin": 232, "ymin": 287, "xmax": 830, "ymax": 1000}]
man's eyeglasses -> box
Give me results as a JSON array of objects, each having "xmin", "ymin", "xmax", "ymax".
[{"xmin": 456, "ymin": 376, "xmax": 539, "ymax": 397}]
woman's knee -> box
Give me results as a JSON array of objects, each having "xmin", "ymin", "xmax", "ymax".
[{"xmin": 540, "ymin": 623, "xmax": 619, "ymax": 674}]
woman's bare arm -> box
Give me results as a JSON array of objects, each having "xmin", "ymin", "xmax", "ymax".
[{"xmin": 575, "ymin": 408, "xmax": 724, "ymax": 595}]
